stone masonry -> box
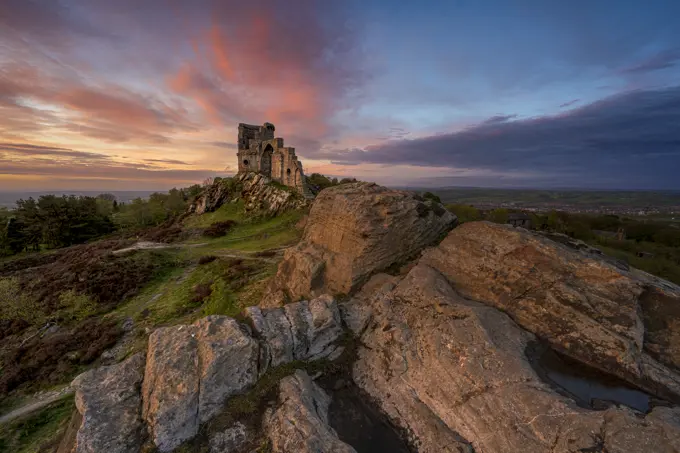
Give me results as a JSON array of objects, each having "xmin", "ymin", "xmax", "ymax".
[{"xmin": 237, "ymin": 122, "xmax": 311, "ymax": 196}]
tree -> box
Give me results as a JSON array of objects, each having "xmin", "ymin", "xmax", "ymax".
[{"xmin": 422, "ymin": 192, "xmax": 442, "ymax": 204}]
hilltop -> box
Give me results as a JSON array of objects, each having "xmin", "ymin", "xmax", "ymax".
[{"xmin": 3, "ymin": 177, "xmax": 680, "ymax": 453}]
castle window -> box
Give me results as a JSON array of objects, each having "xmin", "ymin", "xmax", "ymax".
[
  {"xmin": 243, "ymin": 159, "xmax": 249, "ymax": 166},
  {"xmin": 287, "ymin": 168, "xmax": 291, "ymax": 175}
]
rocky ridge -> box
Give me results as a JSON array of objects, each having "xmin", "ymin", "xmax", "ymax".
[
  {"xmin": 189, "ymin": 172, "xmax": 309, "ymax": 217},
  {"xmin": 67, "ymin": 182, "xmax": 680, "ymax": 453},
  {"xmin": 264, "ymin": 182, "xmax": 457, "ymax": 305}
]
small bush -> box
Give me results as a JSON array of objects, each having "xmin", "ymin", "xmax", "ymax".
[
  {"xmin": 203, "ymin": 220, "xmax": 237, "ymax": 238},
  {"xmin": 198, "ymin": 255, "xmax": 218, "ymax": 265},
  {"xmin": 191, "ymin": 283, "xmax": 213, "ymax": 304}
]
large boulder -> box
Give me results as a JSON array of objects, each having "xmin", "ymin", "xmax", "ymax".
[
  {"xmin": 141, "ymin": 317, "xmax": 259, "ymax": 452},
  {"xmin": 420, "ymin": 221, "xmax": 680, "ymax": 401},
  {"xmin": 264, "ymin": 370, "xmax": 356, "ymax": 453},
  {"xmin": 353, "ymin": 262, "xmax": 680, "ymax": 453},
  {"xmin": 266, "ymin": 183, "xmax": 456, "ymax": 302},
  {"xmin": 71, "ymin": 353, "xmax": 145, "ymax": 453}
]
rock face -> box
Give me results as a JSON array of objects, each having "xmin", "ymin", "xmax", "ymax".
[
  {"xmin": 264, "ymin": 370, "xmax": 356, "ymax": 453},
  {"xmin": 245, "ymin": 295, "xmax": 344, "ymax": 368},
  {"xmin": 71, "ymin": 353, "xmax": 145, "ymax": 453},
  {"xmin": 267, "ymin": 183, "xmax": 456, "ymax": 302},
  {"xmin": 142, "ymin": 317, "xmax": 259, "ymax": 452},
  {"xmin": 420, "ymin": 221, "xmax": 680, "ymax": 401},
  {"xmin": 353, "ymin": 263, "xmax": 680, "ymax": 453},
  {"xmin": 189, "ymin": 173, "xmax": 309, "ymax": 217},
  {"xmin": 138, "ymin": 302, "xmax": 342, "ymax": 452}
]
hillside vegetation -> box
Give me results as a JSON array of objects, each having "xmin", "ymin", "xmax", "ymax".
[{"xmin": 0, "ymin": 176, "xmax": 306, "ymax": 439}]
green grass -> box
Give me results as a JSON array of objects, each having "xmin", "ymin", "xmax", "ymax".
[
  {"xmin": 0, "ymin": 395, "xmax": 74, "ymax": 453},
  {"xmin": 186, "ymin": 210, "xmax": 303, "ymax": 254},
  {"xmin": 183, "ymin": 201, "xmax": 245, "ymax": 228}
]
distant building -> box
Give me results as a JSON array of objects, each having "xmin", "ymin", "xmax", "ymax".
[
  {"xmin": 507, "ymin": 213, "xmax": 532, "ymax": 229},
  {"xmin": 236, "ymin": 122, "xmax": 311, "ymax": 196}
]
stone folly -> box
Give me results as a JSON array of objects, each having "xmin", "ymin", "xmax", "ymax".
[{"xmin": 237, "ymin": 122, "xmax": 311, "ymax": 196}]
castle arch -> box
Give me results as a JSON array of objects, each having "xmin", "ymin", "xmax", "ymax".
[{"xmin": 261, "ymin": 144, "xmax": 274, "ymax": 174}]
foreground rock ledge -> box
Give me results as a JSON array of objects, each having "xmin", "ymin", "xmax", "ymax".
[
  {"xmin": 352, "ymin": 263, "xmax": 680, "ymax": 453},
  {"xmin": 265, "ymin": 182, "xmax": 456, "ymax": 304},
  {"xmin": 264, "ymin": 370, "xmax": 356, "ymax": 453},
  {"xmin": 420, "ymin": 221, "xmax": 680, "ymax": 400}
]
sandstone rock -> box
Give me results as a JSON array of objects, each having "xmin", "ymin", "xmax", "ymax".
[
  {"xmin": 420, "ymin": 221, "xmax": 680, "ymax": 400},
  {"xmin": 142, "ymin": 325, "xmax": 200, "ymax": 452},
  {"xmin": 264, "ymin": 370, "xmax": 356, "ymax": 453},
  {"xmin": 245, "ymin": 295, "xmax": 343, "ymax": 367},
  {"xmin": 353, "ymin": 262, "xmax": 680, "ymax": 453},
  {"xmin": 195, "ymin": 316, "xmax": 260, "ymax": 423},
  {"xmin": 237, "ymin": 172, "xmax": 309, "ymax": 216},
  {"xmin": 188, "ymin": 172, "xmax": 309, "ymax": 217},
  {"xmin": 142, "ymin": 317, "xmax": 260, "ymax": 452},
  {"xmin": 71, "ymin": 353, "xmax": 145, "ymax": 453},
  {"xmin": 209, "ymin": 422, "xmax": 250, "ymax": 453},
  {"xmin": 267, "ymin": 182, "xmax": 456, "ymax": 302}
]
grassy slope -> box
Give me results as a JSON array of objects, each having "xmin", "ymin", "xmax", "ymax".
[
  {"xmin": 0, "ymin": 395, "xmax": 74, "ymax": 453},
  {"xmin": 0, "ymin": 198, "xmax": 305, "ymax": 448}
]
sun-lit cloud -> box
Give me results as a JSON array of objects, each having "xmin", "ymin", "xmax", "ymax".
[{"xmin": 1, "ymin": 0, "xmax": 680, "ymax": 190}]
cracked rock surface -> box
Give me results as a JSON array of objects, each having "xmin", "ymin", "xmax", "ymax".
[
  {"xmin": 71, "ymin": 353, "xmax": 145, "ymax": 453},
  {"xmin": 264, "ymin": 370, "xmax": 356, "ymax": 453},
  {"xmin": 141, "ymin": 317, "xmax": 259, "ymax": 452},
  {"xmin": 421, "ymin": 221, "xmax": 680, "ymax": 401},
  {"xmin": 354, "ymin": 262, "xmax": 680, "ymax": 452}
]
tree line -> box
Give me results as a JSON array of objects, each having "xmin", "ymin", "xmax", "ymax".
[{"xmin": 0, "ymin": 185, "xmax": 205, "ymax": 256}]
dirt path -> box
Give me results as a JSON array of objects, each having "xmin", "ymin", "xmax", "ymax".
[{"xmin": 0, "ymin": 386, "xmax": 74, "ymax": 425}]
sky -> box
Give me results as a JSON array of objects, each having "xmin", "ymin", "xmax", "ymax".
[{"xmin": 1, "ymin": 0, "xmax": 680, "ymax": 191}]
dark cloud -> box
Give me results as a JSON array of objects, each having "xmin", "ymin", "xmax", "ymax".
[
  {"xmin": 0, "ymin": 142, "xmax": 109, "ymax": 159},
  {"xmin": 482, "ymin": 114, "xmax": 517, "ymax": 124},
  {"xmin": 317, "ymin": 86, "xmax": 680, "ymax": 189},
  {"xmin": 143, "ymin": 158, "xmax": 191, "ymax": 165},
  {"xmin": 559, "ymin": 99, "xmax": 580, "ymax": 108},
  {"xmin": 619, "ymin": 49, "xmax": 680, "ymax": 74}
]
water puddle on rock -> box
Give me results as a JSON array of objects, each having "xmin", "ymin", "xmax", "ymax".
[
  {"xmin": 318, "ymin": 378, "xmax": 412, "ymax": 453},
  {"xmin": 529, "ymin": 343, "xmax": 651, "ymax": 413}
]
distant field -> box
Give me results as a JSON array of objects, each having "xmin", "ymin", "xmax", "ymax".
[{"xmin": 405, "ymin": 187, "xmax": 680, "ymax": 213}]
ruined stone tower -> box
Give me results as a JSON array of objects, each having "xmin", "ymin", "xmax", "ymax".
[{"xmin": 236, "ymin": 122, "xmax": 311, "ymax": 196}]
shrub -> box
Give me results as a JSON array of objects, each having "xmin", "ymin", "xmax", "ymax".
[
  {"xmin": 198, "ymin": 255, "xmax": 218, "ymax": 265},
  {"xmin": 191, "ymin": 283, "xmax": 213, "ymax": 304},
  {"xmin": 203, "ymin": 220, "xmax": 237, "ymax": 238}
]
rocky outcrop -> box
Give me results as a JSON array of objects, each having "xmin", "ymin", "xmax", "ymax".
[
  {"xmin": 264, "ymin": 370, "xmax": 356, "ymax": 453},
  {"xmin": 353, "ymin": 263, "xmax": 680, "ymax": 453},
  {"xmin": 237, "ymin": 172, "xmax": 309, "ymax": 215},
  {"xmin": 137, "ymin": 299, "xmax": 342, "ymax": 452},
  {"xmin": 71, "ymin": 353, "xmax": 145, "ymax": 453},
  {"xmin": 209, "ymin": 422, "xmax": 250, "ymax": 453},
  {"xmin": 266, "ymin": 183, "xmax": 456, "ymax": 303},
  {"xmin": 189, "ymin": 173, "xmax": 309, "ymax": 217},
  {"xmin": 245, "ymin": 295, "xmax": 344, "ymax": 368},
  {"xmin": 142, "ymin": 317, "xmax": 259, "ymax": 452},
  {"xmin": 420, "ymin": 221, "xmax": 680, "ymax": 401}
]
